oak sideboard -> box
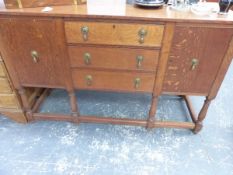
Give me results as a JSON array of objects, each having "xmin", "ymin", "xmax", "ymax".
[{"xmin": 0, "ymin": 2, "xmax": 233, "ymax": 133}]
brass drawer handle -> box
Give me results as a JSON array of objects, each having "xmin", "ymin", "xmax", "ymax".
[
  {"xmin": 138, "ymin": 28, "xmax": 147, "ymax": 44},
  {"xmin": 81, "ymin": 26, "xmax": 89, "ymax": 41},
  {"xmin": 191, "ymin": 58, "xmax": 199, "ymax": 70},
  {"xmin": 85, "ymin": 75, "xmax": 92, "ymax": 86},
  {"xmin": 134, "ymin": 78, "xmax": 141, "ymax": 89},
  {"xmin": 84, "ymin": 53, "xmax": 91, "ymax": 65},
  {"xmin": 31, "ymin": 50, "xmax": 39, "ymax": 63},
  {"xmin": 136, "ymin": 55, "xmax": 144, "ymax": 68}
]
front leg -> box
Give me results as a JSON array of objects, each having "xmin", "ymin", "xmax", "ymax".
[
  {"xmin": 68, "ymin": 90, "xmax": 79, "ymax": 117},
  {"xmin": 18, "ymin": 87, "xmax": 33, "ymax": 122},
  {"xmin": 147, "ymin": 95, "xmax": 159, "ymax": 129},
  {"xmin": 193, "ymin": 97, "xmax": 213, "ymax": 134}
]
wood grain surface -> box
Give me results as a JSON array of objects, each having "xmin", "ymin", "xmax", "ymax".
[
  {"xmin": 0, "ymin": 93, "xmax": 20, "ymax": 109},
  {"xmin": 0, "ymin": 4, "xmax": 232, "ymax": 131},
  {"xmin": 0, "ymin": 4, "xmax": 232, "ymax": 25},
  {"xmin": 65, "ymin": 21, "xmax": 164, "ymax": 47},
  {"xmin": 0, "ymin": 109, "xmax": 27, "ymax": 123},
  {"xmin": 68, "ymin": 45, "xmax": 159, "ymax": 72},
  {"xmin": 0, "ymin": 18, "xmax": 69, "ymax": 88},
  {"xmin": 0, "ymin": 61, "xmax": 6, "ymax": 77},
  {"xmin": 0, "ymin": 78, "xmax": 12, "ymax": 93},
  {"xmin": 3, "ymin": 0, "xmax": 74, "ymax": 9},
  {"xmin": 72, "ymin": 69, "xmax": 155, "ymax": 92},
  {"xmin": 163, "ymin": 25, "xmax": 233, "ymax": 94}
]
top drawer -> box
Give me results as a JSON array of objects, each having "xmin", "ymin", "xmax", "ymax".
[{"xmin": 65, "ymin": 21, "xmax": 164, "ymax": 47}]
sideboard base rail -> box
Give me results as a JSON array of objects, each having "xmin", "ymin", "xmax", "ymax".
[
  {"xmin": 22, "ymin": 88, "xmax": 206, "ymax": 133},
  {"xmin": 32, "ymin": 113, "xmax": 195, "ymax": 130}
]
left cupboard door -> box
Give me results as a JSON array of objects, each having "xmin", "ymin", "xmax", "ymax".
[{"xmin": 0, "ymin": 18, "xmax": 68, "ymax": 88}]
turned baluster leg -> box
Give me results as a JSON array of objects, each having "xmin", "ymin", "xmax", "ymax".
[
  {"xmin": 18, "ymin": 87, "xmax": 33, "ymax": 122},
  {"xmin": 147, "ymin": 95, "xmax": 159, "ymax": 128},
  {"xmin": 68, "ymin": 90, "xmax": 79, "ymax": 117},
  {"xmin": 193, "ymin": 97, "xmax": 213, "ymax": 134}
]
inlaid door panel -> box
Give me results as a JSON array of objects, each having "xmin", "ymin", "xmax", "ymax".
[
  {"xmin": 0, "ymin": 18, "xmax": 67, "ymax": 88},
  {"xmin": 163, "ymin": 25, "xmax": 233, "ymax": 94}
]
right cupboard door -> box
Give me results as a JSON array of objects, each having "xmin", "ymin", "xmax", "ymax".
[{"xmin": 163, "ymin": 24, "xmax": 233, "ymax": 95}]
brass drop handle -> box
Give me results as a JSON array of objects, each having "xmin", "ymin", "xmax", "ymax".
[
  {"xmin": 136, "ymin": 56, "xmax": 144, "ymax": 68},
  {"xmin": 85, "ymin": 75, "xmax": 92, "ymax": 86},
  {"xmin": 81, "ymin": 26, "xmax": 89, "ymax": 41},
  {"xmin": 134, "ymin": 78, "xmax": 141, "ymax": 89},
  {"xmin": 138, "ymin": 28, "xmax": 147, "ymax": 44},
  {"xmin": 84, "ymin": 53, "xmax": 91, "ymax": 65},
  {"xmin": 31, "ymin": 50, "xmax": 39, "ymax": 63},
  {"xmin": 191, "ymin": 58, "xmax": 199, "ymax": 70}
]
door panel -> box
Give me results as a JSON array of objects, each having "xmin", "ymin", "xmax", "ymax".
[
  {"xmin": 0, "ymin": 18, "xmax": 67, "ymax": 88},
  {"xmin": 163, "ymin": 25, "xmax": 233, "ymax": 94}
]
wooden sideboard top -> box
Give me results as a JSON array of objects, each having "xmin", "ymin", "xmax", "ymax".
[{"xmin": 0, "ymin": 3, "xmax": 233, "ymax": 24}]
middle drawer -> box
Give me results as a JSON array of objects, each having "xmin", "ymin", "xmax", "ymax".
[{"xmin": 68, "ymin": 46, "xmax": 159, "ymax": 72}]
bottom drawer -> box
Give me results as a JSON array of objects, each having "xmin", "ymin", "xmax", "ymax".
[
  {"xmin": 72, "ymin": 69, "xmax": 155, "ymax": 92},
  {"xmin": 0, "ymin": 94, "xmax": 19, "ymax": 109}
]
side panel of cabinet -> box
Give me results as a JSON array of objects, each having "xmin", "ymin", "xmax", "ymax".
[
  {"xmin": 163, "ymin": 25, "xmax": 233, "ymax": 95},
  {"xmin": 0, "ymin": 18, "xmax": 68, "ymax": 88}
]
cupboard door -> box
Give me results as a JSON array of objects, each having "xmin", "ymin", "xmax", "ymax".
[
  {"xmin": 163, "ymin": 25, "xmax": 233, "ymax": 95},
  {"xmin": 0, "ymin": 18, "xmax": 67, "ymax": 88}
]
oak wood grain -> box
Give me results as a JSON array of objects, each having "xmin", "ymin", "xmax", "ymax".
[
  {"xmin": 0, "ymin": 110, "xmax": 27, "ymax": 123},
  {"xmin": 163, "ymin": 25, "xmax": 233, "ymax": 94},
  {"xmin": 0, "ymin": 93, "xmax": 20, "ymax": 109},
  {"xmin": 4, "ymin": 0, "xmax": 74, "ymax": 9},
  {"xmin": 0, "ymin": 17, "xmax": 69, "ymax": 88},
  {"xmin": 0, "ymin": 78, "xmax": 12, "ymax": 93},
  {"xmin": 148, "ymin": 23, "xmax": 175, "ymax": 127},
  {"xmin": 65, "ymin": 21, "xmax": 164, "ymax": 47},
  {"xmin": 68, "ymin": 46, "xmax": 159, "ymax": 72},
  {"xmin": 0, "ymin": 6, "xmax": 232, "ymax": 132},
  {"xmin": 0, "ymin": 4, "xmax": 233, "ymax": 25},
  {"xmin": 72, "ymin": 69, "xmax": 155, "ymax": 92},
  {"xmin": 0, "ymin": 61, "xmax": 6, "ymax": 77},
  {"xmin": 208, "ymin": 36, "xmax": 233, "ymax": 99}
]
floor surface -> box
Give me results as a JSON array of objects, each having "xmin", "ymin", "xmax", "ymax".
[{"xmin": 0, "ymin": 62, "xmax": 233, "ymax": 175}]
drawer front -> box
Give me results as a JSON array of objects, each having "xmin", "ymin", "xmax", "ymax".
[
  {"xmin": 0, "ymin": 61, "xmax": 6, "ymax": 77},
  {"xmin": 68, "ymin": 46, "xmax": 159, "ymax": 71},
  {"xmin": 0, "ymin": 94, "xmax": 19, "ymax": 109},
  {"xmin": 65, "ymin": 21, "xmax": 164, "ymax": 47},
  {"xmin": 72, "ymin": 69, "xmax": 155, "ymax": 92},
  {"xmin": 0, "ymin": 78, "xmax": 12, "ymax": 93}
]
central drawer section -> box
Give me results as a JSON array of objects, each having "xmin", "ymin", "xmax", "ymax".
[{"xmin": 65, "ymin": 21, "xmax": 164, "ymax": 93}]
